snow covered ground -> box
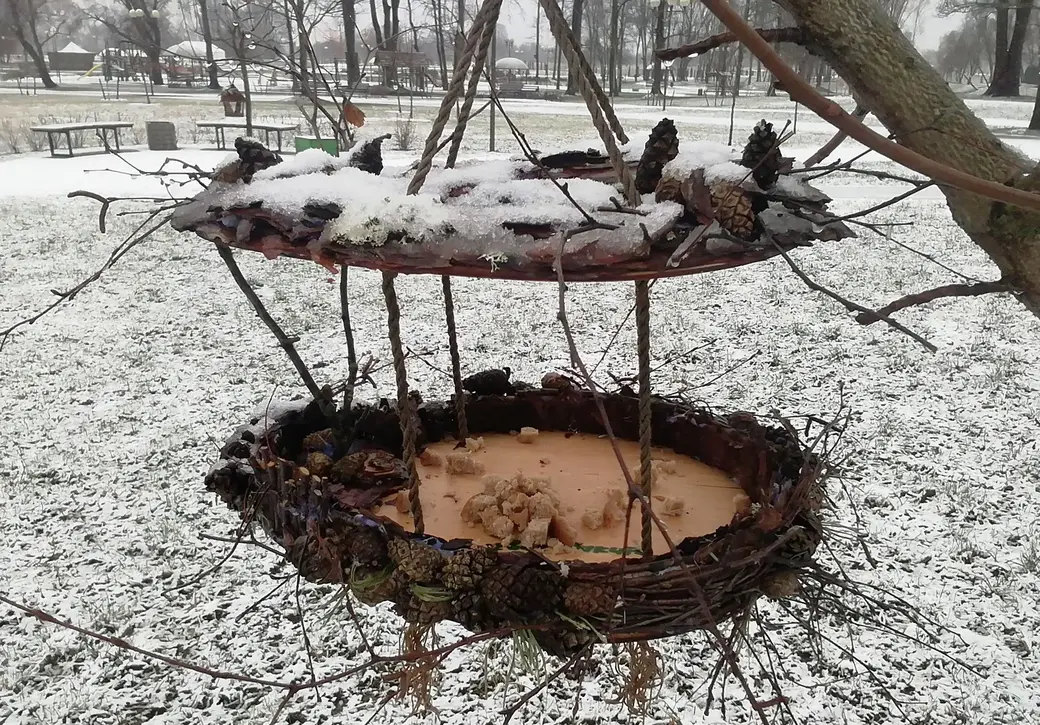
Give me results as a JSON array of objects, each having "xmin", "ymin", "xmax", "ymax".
[{"xmin": 0, "ymin": 98, "xmax": 1038, "ymax": 725}]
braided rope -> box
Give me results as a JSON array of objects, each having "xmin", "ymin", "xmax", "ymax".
[
  {"xmin": 407, "ymin": 0, "xmax": 504, "ymax": 195},
  {"xmin": 441, "ymin": 275, "xmax": 469, "ymax": 440},
  {"xmin": 539, "ymin": 0, "xmax": 638, "ymax": 205},
  {"xmin": 445, "ymin": 5, "xmax": 499, "ymax": 168},
  {"xmin": 634, "ymin": 280, "xmax": 653, "ymax": 556},
  {"xmin": 381, "ymin": 271, "xmax": 425, "ymax": 533}
]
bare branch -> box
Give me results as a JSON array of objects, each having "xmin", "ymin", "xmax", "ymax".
[
  {"xmin": 856, "ymin": 280, "xmax": 1015, "ymax": 323},
  {"xmin": 804, "ymin": 104, "xmax": 870, "ymax": 168},
  {"xmin": 656, "ymin": 27, "xmax": 809, "ymax": 62},
  {"xmin": 769, "ymin": 241, "xmax": 938, "ymax": 351}
]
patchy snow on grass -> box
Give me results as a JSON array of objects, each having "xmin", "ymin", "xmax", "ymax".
[{"xmin": 0, "ymin": 99, "xmax": 1039, "ymax": 725}]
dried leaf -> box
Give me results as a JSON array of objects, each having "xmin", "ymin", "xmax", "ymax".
[
  {"xmin": 343, "ymin": 100, "xmax": 366, "ymax": 128},
  {"xmin": 681, "ymin": 169, "xmax": 714, "ymax": 225}
]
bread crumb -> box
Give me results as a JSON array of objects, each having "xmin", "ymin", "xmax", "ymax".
[
  {"xmin": 659, "ymin": 496, "xmax": 685, "ymax": 516},
  {"xmin": 581, "ymin": 508, "xmax": 604, "ymax": 530},
  {"xmin": 528, "ymin": 491, "xmax": 558, "ymax": 520},
  {"xmin": 517, "ymin": 427, "xmax": 539, "ymax": 444},
  {"xmin": 539, "ymin": 457, "xmax": 550, "ymax": 465},
  {"xmin": 733, "ymin": 492, "xmax": 753, "ymax": 518},
  {"xmin": 445, "ymin": 451, "xmax": 485, "ymax": 475},
  {"xmin": 551, "ymin": 515, "xmax": 578, "ymax": 546},
  {"xmin": 519, "ymin": 517, "xmax": 551, "ymax": 548},
  {"xmin": 418, "ymin": 448, "xmax": 444, "ymax": 467},
  {"xmin": 461, "ymin": 493, "xmax": 497, "ymax": 523},
  {"xmin": 395, "ymin": 490, "xmax": 411, "ymax": 514},
  {"xmin": 602, "ymin": 498, "xmax": 625, "ymax": 527},
  {"xmin": 484, "ymin": 513, "xmax": 516, "ymax": 539},
  {"xmin": 654, "ymin": 458, "xmax": 677, "ymax": 475},
  {"xmin": 464, "ymin": 436, "xmax": 485, "ymax": 452},
  {"xmin": 508, "ymin": 507, "xmax": 530, "ymax": 531},
  {"xmin": 481, "ymin": 474, "xmax": 505, "ymax": 495}
]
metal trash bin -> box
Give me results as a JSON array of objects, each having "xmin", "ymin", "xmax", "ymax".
[{"xmin": 146, "ymin": 121, "xmax": 178, "ymax": 151}]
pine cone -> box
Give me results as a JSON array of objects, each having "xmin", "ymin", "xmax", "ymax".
[
  {"xmin": 462, "ymin": 368, "xmax": 514, "ymax": 396},
  {"xmin": 234, "ymin": 137, "xmax": 282, "ymax": 183},
  {"xmin": 654, "ymin": 175, "xmax": 683, "ymax": 204},
  {"xmin": 710, "ymin": 182, "xmax": 757, "ymax": 240},
  {"xmin": 347, "ymin": 526, "xmax": 388, "ymax": 568},
  {"xmin": 348, "ymin": 133, "xmax": 391, "ymax": 175},
  {"xmin": 451, "ymin": 590, "xmax": 491, "ymax": 632},
  {"xmin": 401, "ymin": 594, "xmax": 452, "ymax": 626},
  {"xmin": 761, "ymin": 571, "xmax": 801, "ymax": 600},
  {"xmin": 534, "ymin": 628, "xmax": 596, "ymax": 658},
  {"xmin": 740, "ymin": 119, "xmax": 782, "ymax": 189},
  {"xmin": 305, "ymin": 452, "xmax": 333, "ymax": 478},
  {"xmin": 352, "ymin": 567, "xmax": 406, "ymax": 606},
  {"xmin": 389, "ymin": 538, "xmax": 445, "ymax": 582},
  {"xmin": 563, "ymin": 581, "xmax": 618, "ymax": 616},
  {"xmin": 635, "ymin": 118, "xmax": 679, "ymax": 194},
  {"xmin": 302, "ymin": 429, "xmax": 334, "ymax": 453},
  {"xmin": 442, "ymin": 547, "xmax": 499, "ymax": 590},
  {"xmin": 480, "ymin": 564, "xmax": 562, "ymax": 620}
]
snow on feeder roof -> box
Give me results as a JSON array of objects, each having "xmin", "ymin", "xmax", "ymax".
[{"xmin": 172, "ymin": 121, "xmax": 853, "ymax": 282}]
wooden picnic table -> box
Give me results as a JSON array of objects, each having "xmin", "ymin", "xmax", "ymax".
[
  {"xmin": 196, "ymin": 120, "xmax": 298, "ymax": 152},
  {"xmin": 29, "ymin": 121, "xmax": 135, "ymax": 158}
]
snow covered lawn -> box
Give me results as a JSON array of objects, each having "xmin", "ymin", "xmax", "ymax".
[{"xmin": 0, "ymin": 99, "xmax": 1038, "ymax": 725}]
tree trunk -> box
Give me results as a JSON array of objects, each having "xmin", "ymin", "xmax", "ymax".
[
  {"xmin": 283, "ymin": 0, "xmax": 299, "ymax": 92},
  {"xmin": 607, "ymin": 0, "xmax": 620, "ymax": 95},
  {"xmin": 566, "ymin": 0, "xmax": 585, "ymax": 95},
  {"xmin": 985, "ymin": 0, "xmax": 1033, "ymax": 97},
  {"xmin": 1030, "ymin": 83, "xmax": 1040, "ymax": 131},
  {"xmin": 12, "ymin": 29, "xmax": 57, "ymax": 88},
  {"xmin": 650, "ymin": 2, "xmax": 664, "ymax": 95},
  {"xmin": 370, "ymin": 0, "xmax": 384, "ymax": 47},
  {"xmin": 145, "ymin": 19, "xmax": 164, "ymax": 85},
  {"xmin": 777, "ymin": 0, "xmax": 1040, "ymax": 317},
  {"xmin": 198, "ymin": 0, "xmax": 221, "ymax": 89},
  {"xmin": 431, "ymin": 0, "xmax": 448, "ymax": 89},
  {"xmin": 342, "ymin": 0, "xmax": 360, "ymax": 84}
]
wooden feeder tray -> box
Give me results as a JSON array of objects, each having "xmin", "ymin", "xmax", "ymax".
[{"xmin": 207, "ymin": 378, "xmax": 825, "ymax": 655}]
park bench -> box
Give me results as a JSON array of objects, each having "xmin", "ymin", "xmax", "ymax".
[
  {"xmin": 29, "ymin": 121, "xmax": 134, "ymax": 158},
  {"xmin": 196, "ymin": 120, "xmax": 298, "ymax": 153}
]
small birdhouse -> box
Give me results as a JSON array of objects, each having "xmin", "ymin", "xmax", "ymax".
[{"xmin": 220, "ymin": 84, "xmax": 246, "ymax": 117}]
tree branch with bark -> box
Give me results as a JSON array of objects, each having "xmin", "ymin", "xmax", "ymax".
[{"xmin": 660, "ymin": 0, "xmax": 1040, "ymax": 320}]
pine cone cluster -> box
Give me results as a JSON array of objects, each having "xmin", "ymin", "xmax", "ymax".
[
  {"xmin": 635, "ymin": 119, "xmax": 679, "ymax": 194},
  {"xmin": 563, "ymin": 581, "xmax": 618, "ymax": 616},
  {"xmin": 740, "ymin": 119, "xmax": 782, "ymax": 189},
  {"xmin": 389, "ymin": 539, "xmax": 445, "ymax": 582},
  {"xmin": 442, "ymin": 547, "xmax": 498, "ymax": 590},
  {"xmin": 710, "ymin": 181, "xmax": 757, "ymax": 240}
]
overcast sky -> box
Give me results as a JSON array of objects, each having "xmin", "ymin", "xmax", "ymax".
[{"xmin": 467, "ymin": 0, "xmax": 964, "ymax": 51}]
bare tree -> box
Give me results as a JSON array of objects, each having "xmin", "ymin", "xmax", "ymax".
[
  {"xmin": 86, "ymin": 0, "xmax": 168, "ymax": 85},
  {"xmin": 941, "ymin": 0, "xmax": 1035, "ymax": 96},
  {"xmin": 0, "ymin": 0, "xmax": 81, "ymax": 87}
]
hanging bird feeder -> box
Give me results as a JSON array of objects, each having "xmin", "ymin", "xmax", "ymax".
[{"xmin": 174, "ymin": 0, "xmax": 840, "ymax": 662}]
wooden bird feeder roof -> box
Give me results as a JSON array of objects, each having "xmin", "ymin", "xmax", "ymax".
[{"xmin": 172, "ymin": 141, "xmax": 854, "ymax": 283}]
